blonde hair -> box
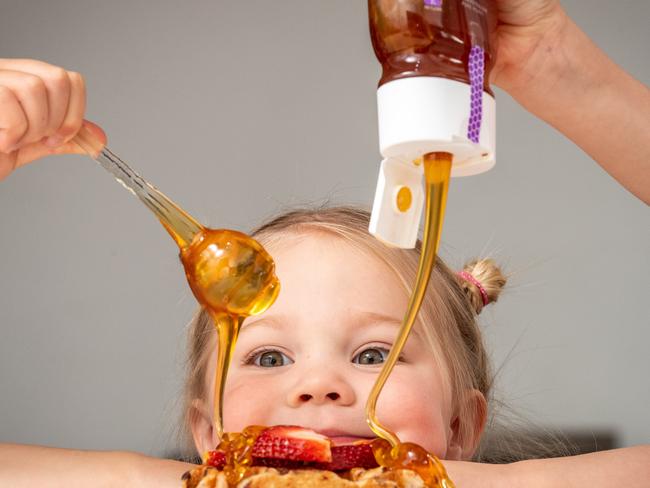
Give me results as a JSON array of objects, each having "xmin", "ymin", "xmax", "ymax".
[{"xmin": 179, "ymin": 206, "xmax": 506, "ymax": 459}]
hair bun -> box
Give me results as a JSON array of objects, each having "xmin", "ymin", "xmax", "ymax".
[{"xmin": 458, "ymin": 258, "xmax": 507, "ymax": 315}]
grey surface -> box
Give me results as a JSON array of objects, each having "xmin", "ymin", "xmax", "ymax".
[{"xmin": 0, "ymin": 0, "xmax": 648, "ymax": 457}]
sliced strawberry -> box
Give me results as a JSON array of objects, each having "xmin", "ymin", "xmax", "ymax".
[
  {"xmin": 252, "ymin": 425, "xmax": 332, "ymax": 463},
  {"xmin": 205, "ymin": 449, "xmax": 226, "ymax": 469},
  {"xmin": 322, "ymin": 443, "xmax": 378, "ymax": 471}
]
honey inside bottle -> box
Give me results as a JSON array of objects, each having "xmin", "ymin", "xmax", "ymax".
[{"xmin": 368, "ymin": 0, "xmax": 497, "ymax": 91}]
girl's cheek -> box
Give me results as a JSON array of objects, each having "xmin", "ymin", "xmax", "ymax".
[
  {"xmin": 223, "ymin": 374, "xmax": 281, "ymax": 431},
  {"xmin": 375, "ymin": 370, "xmax": 450, "ymax": 456}
]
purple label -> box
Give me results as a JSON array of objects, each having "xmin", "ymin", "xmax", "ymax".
[
  {"xmin": 424, "ymin": 0, "xmax": 443, "ymax": 7},
  {"xmin": 467, "ymin": 45, "xmax": 484, "ymax": 144}
]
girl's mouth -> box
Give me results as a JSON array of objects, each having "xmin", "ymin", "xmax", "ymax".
[
  {"xmin": 329, "ymin": 435, "xmax": 373, "ymax": 445},
  {"xmin": 315, "ymin": 429, "xmax": 375, "ymax": 445}
]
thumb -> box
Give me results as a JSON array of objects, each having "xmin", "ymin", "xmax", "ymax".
[
  {"xmin": 14, "ymin": 120, "xmax": 108, "ymax": 169},
  {"xmin": 75, "ymin": 120, "xmax": 108, "ymax": 148}
]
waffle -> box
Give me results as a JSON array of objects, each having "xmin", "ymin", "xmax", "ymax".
[{"xmin": 182, "ymin": 465, "xmax": 428, "ymax": 488}]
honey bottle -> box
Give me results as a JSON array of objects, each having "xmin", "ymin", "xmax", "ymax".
[{"xmin": 367, "ymin": 0, "xmax": 497, "ymax": 247}]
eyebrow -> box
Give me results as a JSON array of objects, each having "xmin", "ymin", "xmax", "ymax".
[
  {"xmin": 241, "ymin": 315, "xmax": 286, "ymax": 331},
  {"xmin": 242, "ymin": 311, "xmax": 424, "ymax": 341},
  {"xmin": 352, "ymin": 311, "xmax": 425, "ymax": 341},
  {"xmin": 354, "ymin": 311, "xmax": 402, "ymax": 326}
]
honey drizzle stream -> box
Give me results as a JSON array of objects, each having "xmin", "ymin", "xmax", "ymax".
[
  {"xmin": 365, "ymin": 152, "xmax": 453, "ymax": 487},
  {"xmin": 210, "ymin": 312, "xmax": 243, "ymax": 439},
  {"xmin": 74, "ymin": 126, "xmax": 279, "ymax": 445}
]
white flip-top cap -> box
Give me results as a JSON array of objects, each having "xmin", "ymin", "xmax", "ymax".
[
  {"xmin": 369, "ymin": 76, "xmax": 496, "ymax": 248},
  {"xmin": 368, "ymin": 157, "xmax": 424, "ymax": 248}
]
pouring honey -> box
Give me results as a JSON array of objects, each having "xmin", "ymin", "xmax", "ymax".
[
  {"xmin": 75, "ymin": 3, "xmax": 497, "ymax": 486},
  {"xmin": 363, "ymin": 0, "xmax": 498, "ymax": 483},
  {"xmin": 73, "ymin": 126, "xmax": 279, "ymax": 440}
]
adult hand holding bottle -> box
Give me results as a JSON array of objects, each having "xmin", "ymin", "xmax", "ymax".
[
  {"xmin": 491, "ymin": 0, "xmax": 650, "ymax": 204},
  {"xmin": 0, "ymin": 58, "xmax": 105, "ymax": 181}
]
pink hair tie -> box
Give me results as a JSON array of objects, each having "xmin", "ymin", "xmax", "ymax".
[{"xmin": 457, "ymin": 271, "xmax": 489, "ymax": 307}]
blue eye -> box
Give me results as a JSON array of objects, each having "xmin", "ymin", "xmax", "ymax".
[
  {"xmin": 250, "ymin": 349, "xmax": 293, "ymax": 368},
  {"xmin": 353, "ymin": 347, "xmax": 390, "ymax": 365}
]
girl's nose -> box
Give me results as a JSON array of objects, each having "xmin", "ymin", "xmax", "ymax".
[{"xmin": 286, "ymin": 367, "xmax": 356, "ymax": 407}]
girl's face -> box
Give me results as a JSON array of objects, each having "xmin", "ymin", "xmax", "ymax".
[{"xmin": 192, "ymin": 232, "xmax": 480, "ymax": 460}]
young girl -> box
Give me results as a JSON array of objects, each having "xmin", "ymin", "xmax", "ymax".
[
  {"xmin": 184, "ymin": 206, "xmax": 504, "ymax": 464},
  {"xmin": 0, "ymin": 1, "xmax": 648, "ymax": 487}
]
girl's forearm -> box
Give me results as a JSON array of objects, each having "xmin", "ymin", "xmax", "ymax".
[
  {"xmin": 501, "ymin": 13, "xmax": 650, "ymax": 204},
  {"xmin": 0, "ymin": 443, "xmax": 196, "ymax": 488},
  {"xmin": 507, "ymin": 445, "xmax": 650, "ymax": 488},
  {"xmin": 131, "ymin": 451, "xmax": 198, "ymax": 487},
  {"xmin": 444, "ymin": 446, "xmax": 650, "ymax": 488}
]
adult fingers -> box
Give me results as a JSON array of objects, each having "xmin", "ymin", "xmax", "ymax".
[
  {"xmin": 0, "ymin": 59, "xmax": 72, "ymax": 141},
  {"xmin": 0, "ymin": 82, "xmax": 27, "ymax": 153},
  {"xmin": 51, "ymin": 71, "xmax": 86, "ymax": 146},
  {"xmin": 0, "ymin": 69, "xmax": 49, "ymax": 147}
]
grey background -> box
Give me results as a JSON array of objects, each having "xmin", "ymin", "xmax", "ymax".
[{"xmin": 0, "ymin": 0, "xmax": 648, "ymax": 458}]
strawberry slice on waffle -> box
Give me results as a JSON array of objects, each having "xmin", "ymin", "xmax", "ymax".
[
  {"xmin": 252, "ymin": 425, "xmax": 332, "ymax": 463},
  {"xmin": 324, "ymin": 442, "xmax": 378, "ymax": 471},
  {"xmin": 204, "ymin": 425, "xmax": 379, "ymax": 472}
]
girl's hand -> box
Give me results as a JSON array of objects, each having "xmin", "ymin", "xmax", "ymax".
[{"xmin": 0, "ymin": 59, "xmax": 106, "ymax": 181}]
